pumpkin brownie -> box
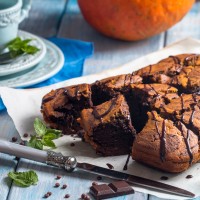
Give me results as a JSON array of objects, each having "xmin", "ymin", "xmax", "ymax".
[
  {"xmin": 161, "ymin": 93, "xmax": 200, "ymax": 137},
  {"xmin": 132, "ymin": 111, "xmax": 200, "ymax": 173},
  {"xmin": 135, "ymin": 54, "xmax": 200, "ymax": 93},
  {"xmin": 78, "ymin": 94, "xmax": 136, "ymax": 156},
  {"xmin": 91, "ymin": 73, "xmax": 142, "ymax": 105},
  {"xmin": 128, "ymin": 83, "xmax": 178, "ymax": 132},
  {"xmin": 41, "ymin": 83, "xmax": 92, "ymax": 134},
  {"xmin": 160, "ymin": 93, "xmax": 200, "ymax": 118}
]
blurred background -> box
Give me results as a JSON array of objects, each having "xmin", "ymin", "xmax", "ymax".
[{"xmin": 19, "ymin": 0, "xmax": 200, "ymax": 76}]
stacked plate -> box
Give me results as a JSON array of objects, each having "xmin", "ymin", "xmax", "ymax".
[{"xmin": 0, "ymin": 30, "xmax": 64, "ymax": 87}]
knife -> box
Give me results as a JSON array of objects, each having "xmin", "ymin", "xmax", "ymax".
[{"xmin": 0, "ymin": 140, "xmax": 195, "ymax": 198}]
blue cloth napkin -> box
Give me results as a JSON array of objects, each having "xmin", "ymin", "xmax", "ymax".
[{"xmin": 0, "ymin": 37, "xmax": 93, "ymax": 110}]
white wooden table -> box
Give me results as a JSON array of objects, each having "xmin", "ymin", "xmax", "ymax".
[{"xmin": 1, "ymin": 0, "xmax": 200, "ymax": 199}]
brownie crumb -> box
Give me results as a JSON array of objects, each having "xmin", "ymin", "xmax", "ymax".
[
  {"xmin": 11, "ymin": 137, "xmax": 17, "ymax": 142},
  {"xmin": 81, "ymin": 193, "xmax": 87, "ymax": 199},
  {"xmin": 64, "ymin": 194, "xmax": 70, "ymax": 198},
  {"xmin": 97, "ymin": 176, "xmax": 102, "ymax": 180},
  {"xmin": 106, "ymin": 163, "xmax": 114, "ymax": 169},
  {"xmin": 70, "ymin": 143, "xmax": 75, "ymax": 147},
  {"xmin": 23, "ymin": 133, "xmax": 28, "ymax": 137},
  {"xmin": 186, "ymin": 175, "xmax": 193, "ymax": 179},
  {"xmin": 56, "ymin": 175, "xmax": 61, "ymax": 180},
  {"xmin": 160, "ymin": 176, "xmax": 168, "ymax": 180},
  {"xmin": 54, "ymin": 182, "xmax": 60, "ymax": 187},
  {"xmin": 44, "ymin": 193, "xmax": 50, "ymax": 198},
  {"xmin": 62, "ymin": 184, "xmax": 67, "ymax": 189},
  {"xmin": 81, "ymin": 194, "xmax": 90, "ymax": 200}
]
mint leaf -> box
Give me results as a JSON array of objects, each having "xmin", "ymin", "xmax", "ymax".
[
  {"xmin": 41, "ymin": 138, "xmax": 56, "ymax": 148},
  {"xmin": 43, "ymin": 133, "xmax": 58, "ymax": 140},
  {"xmin": 28, "ymin": 118, "xmax": 62, "ymax": 150},
  {"xmin": 34, "ymin": 118, "xmax": 47, "ymax": 137},
  {"xmin": 6, "ymin": 37, "xmax": 40, "ymax": 58},
  {"xmin": 46, "ymin": 129, "xmax": 62, "ymax": 138},
  {"xmin": 8, "ymin": 170, "xmax": 38, "ymax": 187},
  {"xmin": 7, "ymin": 37, "xmax": 21, "ymax": 46},
  {"xmin": 27, "ymin": 135, "xmax": 43, "ymax": 150},
  {"xmin": 22, "ymin": 45, "xmax": 39, "ymax": 54}
]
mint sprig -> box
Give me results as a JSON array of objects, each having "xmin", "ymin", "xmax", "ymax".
[
  {"xmin": 7, "ymin": 37, "xmax": 40, "ymax": 58},
  {"xmin": 27, "ymin": 118, "xmax": 62, "ymax": 150},
  {"xmin": 8, "ymin": 170, "xmax": 38, "ymax": 187}
]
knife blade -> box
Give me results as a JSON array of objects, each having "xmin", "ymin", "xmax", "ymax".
[
  {"xmin": 77, "ymin": 162, "xmax": 194, "ymax": 198},
  {"xmin": 0, "ymin": 140, "xmax": 195, "ymax": 198}
]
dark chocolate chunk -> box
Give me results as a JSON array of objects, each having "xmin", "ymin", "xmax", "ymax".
[
  {"xmin": 90, "ymin": 184, "xmax": 114, "ymax": 196},
  {"xmin": 108, "ymin": 181, "xmax": 133, "ymax": 193},
  {"xmin": 186, "ymin": 175, "xmax": 193, "ymax": 179},
  {"xmin": 90, "ymin": 181, "xmax": 134, "ymax": 200}
]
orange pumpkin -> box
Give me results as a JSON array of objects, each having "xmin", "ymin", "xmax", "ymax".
[{"xmin": 78, "ymin": 0, "xmax": 195, "ymax": 41}]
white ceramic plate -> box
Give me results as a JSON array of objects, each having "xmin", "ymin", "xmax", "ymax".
[
  {"xmin": 0, "ymin": 33, "xmax": 64, "ymax": 87},
  {"xmin": 0, "ymin": 30, "xmax": 46, "ymax": 76}
]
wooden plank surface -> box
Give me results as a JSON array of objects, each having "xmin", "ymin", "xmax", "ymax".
[
  {"xmin": 0, "ymin": 111, "xmax": 20, "ymax": 200},
  {"xmin": 19, "ymin": 0, "xmax": 67, "ymax": 37}
]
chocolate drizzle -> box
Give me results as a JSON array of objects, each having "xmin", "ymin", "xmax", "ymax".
[
  {"xmin": 180, "ymin": 94, "xmax": 184, "ymax": 121},
  {"xmin": 42, "ymin": 95, "xmax": 55, "ymax": 104},
  {"xmin": 148, "ymin": 84, "xmax": 158, "ymax": 95},
  {"xmin": 148, "ymin": 65, "xmax": 152, "ymax": 75},
  {"xmin": 42, "ymin": 89, "xmax": 63, "ymax": 104},
  {"xmin": 160, "ymin": 120, "xmax": 166, "ymax": 162},
  {"xmin": 169, "ymin": 55, "xmax": 180, "ymax": 64},
  {"xmin": 189, "ymin": 110, "xmax": 195, "ymax": 127},
  {"xmin": 123, "ymin": 154, "xmax": 131, "ymax": 170},
  {"xmin": 151, "ymin": 112, "xmax": 166, "ymax": 162},
  {"xmin": 92, "ymin": 99, "xmax": 116, "ymax": 120},
  {"xmin": 192, "ymin": 93, "xmax": 198, "ymax": 103},
  {"xmin": 179, "ymin": 123, "xmax": 193, "ymax": 165}
]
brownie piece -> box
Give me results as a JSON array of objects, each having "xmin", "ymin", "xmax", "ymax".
[
  {"xmin": 132, "ymin": 111, "xmax": 200, "ymax": 173},
  {"xmin": 91, "ymin": 73, "xmax": 142, "ymax": 105},
  {"xmin": 135, "ymin": 54, "xmax": 200, "ymax": 93},
  {"xmin": 161, "ymin": 93, "xmax": 200, "ymax": 137},
  {"xmin": 41, "ymin": 83, "xmax": 92, "ymax": 134},
  {"xmin": 78, "ymin": 94, "xmax": 136, "ymax": 156},
  {"xmin": 176, "ymin": 110, "xmax": 200, "ymax": 138},
  {"xmin": 161, "ymin": 93, "xmax": 200, "ymax": 118},
  {"xmin": 171, "ymin": 62, "xmax": 200, "ymax": 93},
  {"xmin": 130, "ymin": 84, "xmax": 178, "ymax": 109},
  {"xmin": 134, "ymin": 54, "xmax": 187, "ymax": 83},
  {"xmin": 127, "ymin": 84, "xmax": 178, "ymax": 132}
]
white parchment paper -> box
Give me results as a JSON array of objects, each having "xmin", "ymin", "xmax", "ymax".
[{"xmin": 1, "ymin": 38, "xmax": 200, "ymax": 200}]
